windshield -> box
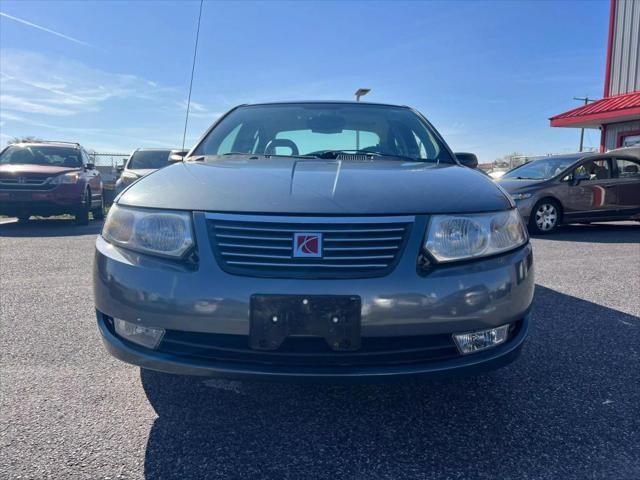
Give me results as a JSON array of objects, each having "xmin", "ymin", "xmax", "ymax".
[
  {"xmin": 193, "ymin": 103, "xmax": 453, "ymax": 163},
  {"xmin": 128, "ymin": 150, "xmax": 171, "ymax": 169},
  {"xmin": 503, "ymin": 156, "xmax": 580, "ymax": 180},
  {"xmin": 0, "ymin": 145, "xmax": 82, "ymax": 167}
]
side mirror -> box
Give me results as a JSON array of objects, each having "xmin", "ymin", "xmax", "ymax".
[
  {"xmin": 169, "ymin": 150, "xmax": 188, "ymax": 163},
  {"xmin": 85, "ymin": 162, "xmax": 95, "ymax": 170},
  {"xmin": 454, "ymin": 152, "xmax": 479, "ymax": 169},
  {"xmin": 571, "ymin": 172, "xmax": 590, "ymax": 186},
  {"xmin": 116, "ymin": 164, "xmax": 124, "ymax": 173}
]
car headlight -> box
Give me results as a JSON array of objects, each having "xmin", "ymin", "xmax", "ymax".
[
  {"xmin": 119, "ymin": 171, "xmax": 140, "ymax": 184},
  {"xmin": 102, "ymin": 204, "xmax": 194, "ymax": 258},
  {"xmin": 424, "ymin": 209, "xmax": 527, "ymax": 263},
  {"xmin": 50, "ymin": 172, "xmax": 81, "ymax": 184},
  {"xmin": 511, "ymin": 192, "xmax": 533, "ymax": 201}
]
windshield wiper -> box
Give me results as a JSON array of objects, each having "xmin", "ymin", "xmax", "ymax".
[
  {"xmin": 221, "ymin": 152, "xmax": 317, "ymax": 159},
  {"xmin": 310, "ymin": 150, "xmax": 424, "ymax": 162}
]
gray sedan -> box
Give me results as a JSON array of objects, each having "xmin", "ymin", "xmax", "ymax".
[
  {"xmin": 499, "ymin": 148, "xmax": 640, "ymax": 234},
  {"xmin": 94, "ymin": 101, "xmax": 534, "ymax": 381}
]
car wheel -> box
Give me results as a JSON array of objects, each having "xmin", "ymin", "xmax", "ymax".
[
  {"xmin": 92, "ymin": 194, "xmax": 105, "ymax": 220},
  {"xmin": 75, "ymin": 190, "xmax": 91, "ymax": 226},
  {"xmin": 529, "ymin": 199, "xmax": 561, "ymax": 234}
]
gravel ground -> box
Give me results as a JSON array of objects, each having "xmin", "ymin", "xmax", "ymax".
[{"xmin": 1, "ymin": 218, "xmax": 639, "ymax": 480}]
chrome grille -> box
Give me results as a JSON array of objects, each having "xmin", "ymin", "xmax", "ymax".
[
  {"xmin": 206, "ymin": 213, "xmax": 414, "ymax": 278},
  {"xmin": 0, "ymin": 175, "xmax": 52, "ymax": 190}
]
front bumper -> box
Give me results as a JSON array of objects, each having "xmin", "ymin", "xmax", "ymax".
[
  {"xmin": 0, "ymin": 185, "xmax": 83, "ymax": 216},
  {"xmin": 97, "ymin": 310, "xmax": 529, "ymax": 381},
  {"xmin": 94, "ymin": 212, "xmax": 534, "ymax": 380}
]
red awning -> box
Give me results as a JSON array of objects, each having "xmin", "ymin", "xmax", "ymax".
[{"xmin": 550, "ymin": 91, "xmax": 640, "ymax": 128}]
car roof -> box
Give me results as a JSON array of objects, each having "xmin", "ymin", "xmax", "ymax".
[
  {"xmin": 608, "ymin": 145, "xmax": 640, "ymax": 159},
  {"xmin": 240, "ymin": 100, "xmax": 410, "ymax": 108},
  {"xmin": 530, "ymin": 152, "xmax": 597, "ymax": 163},
  {"xmin": 9, "ymin": 142, "xmax": 81, "ymax": 149},
  {"xmin": 133, "ymin": 148, "xmax": 174, "ymax": 152}
]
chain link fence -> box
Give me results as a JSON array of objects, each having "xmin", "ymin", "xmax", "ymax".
[{"xmin": 89, "ymin": 152, "xmax": 129, "ymax": 206}]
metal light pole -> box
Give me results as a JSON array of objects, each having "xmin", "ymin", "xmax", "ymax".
[
  {"xmin": 355, "ymin": 88, "xmax": 370, "ymax": 102},
  {"xmin": 573, "ymin": 96, "xmax": 597, "ymax": 152},
  {"xmin": 354, "ymin": 89, "xmax": 370, "ymax": 149}
]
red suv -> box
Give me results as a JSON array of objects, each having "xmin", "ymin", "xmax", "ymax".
[{"xmin": 0, "ymin": 142, "xmax": 104, "ymax": 225}]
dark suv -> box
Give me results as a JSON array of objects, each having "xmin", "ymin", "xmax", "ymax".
[{"xmin": 0, "ymin": 142, "xmax": 104, "ymax": 225}]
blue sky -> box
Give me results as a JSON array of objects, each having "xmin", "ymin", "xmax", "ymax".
[{"xmin": 0, "ymin": 0, "xmax": 609, "ymax": 162}]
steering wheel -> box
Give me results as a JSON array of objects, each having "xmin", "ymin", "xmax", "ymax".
[{"xmin": 264, "ymin": 139, "xmax": 299, "ymax": 156}]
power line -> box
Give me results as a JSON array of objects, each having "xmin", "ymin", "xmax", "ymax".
[{"xmin": 181, "ymin": 0, "xmax": 204, "ymax": 152}]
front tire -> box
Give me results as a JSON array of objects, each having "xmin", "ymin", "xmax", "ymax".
[
  {"xmin": 92, "ymin": 194, "xmax": 105, "ymax": 220},
  {"xmin": 75, "ymin": 190, "xmax": 91, "ymax": 226},
  {"xmin": 529, "ymin": 199, "xmax": 561, "ymax": 235}
]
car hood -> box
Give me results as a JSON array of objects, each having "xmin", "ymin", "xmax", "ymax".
[
  {"xmin": 119, "ymin": 158, "xmax": 512, "ymax": 215},
  {"xmin": 0, "ymin": 164, "xmax": 79, "ymax": 176},
  {"xmin": 497, "ymin": 178, "xmax": 545, "ymax": 192}
]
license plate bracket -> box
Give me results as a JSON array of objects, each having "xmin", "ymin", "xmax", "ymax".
[{"xmin": 250, "ymin": 295, "xmax": 361, "ymax": 352}]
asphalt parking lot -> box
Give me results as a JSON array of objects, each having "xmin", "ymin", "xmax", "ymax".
[{"xmin": 1, "ymin": 218, "xmax": 639, "ymax": 480}]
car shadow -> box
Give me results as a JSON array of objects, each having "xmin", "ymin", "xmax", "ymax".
[
  {"xmin": 532, "ymin": 221, "xmax": 640, "ymax": 243},
  {"xmin": 0, "ymin": 217, "xmax": 103, "ymax": 237},
  {"xmin": 140, "ymin": 285, "xmax": 640, "ymax": 479}
]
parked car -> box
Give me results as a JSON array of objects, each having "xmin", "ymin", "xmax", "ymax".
[
  {"xmin": 94, "ymin": 101, "xmax": 534, "ymax": 382},
  {"xmin": 115, "ymin": 148, "xmax": 174, "ymax": 194},
  {"xmin": 0, "ymin": 141, "xmax": 103, "ymax": 225},
  {"xmin": 498, "ymin": 150, "xmax": 640, "ymax": 234}
]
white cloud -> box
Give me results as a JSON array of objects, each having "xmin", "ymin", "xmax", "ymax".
[
  {"xmin": 0, "ymin": 49, "xmax": 173, "ymax": 117},
  {"xmin": 175, "ymin": 99, "xmax": 221, "ymax": 119},
  {"xmin": 0, "ymin": 12, "xmax": 94, "ymax": 48},
  {"xmin": 0, "ymin": 94, "xmax": 76, "ymax": 116}
]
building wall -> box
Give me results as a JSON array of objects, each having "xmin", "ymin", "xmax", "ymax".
[
  {"xmin": 605, "ymin": 120, "xmax": 640, "ymax": 149},
  {"xmin": 607, "ymin": 0, "xmax": 640, "ymax": 96}
]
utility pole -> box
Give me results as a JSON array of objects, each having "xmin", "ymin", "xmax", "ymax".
[{"xmin": 573, "ymin": 96, "xmax": 597, "ymax": 152}]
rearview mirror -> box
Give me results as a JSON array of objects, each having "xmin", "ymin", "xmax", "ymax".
[{"xmin": 454, "ymin": 152, "xmax": 479, "ymax": 169}]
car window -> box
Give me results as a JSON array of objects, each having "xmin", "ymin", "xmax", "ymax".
[
  {"xmin": 0, "ymin": 145, "xmax": 82, "ymax": 167},
  {"xmin": 615, "ymin": 158, "xmax": 640, "ymax": 178},
  {"xmin": 502, "ymin": 156, "xmax": 580, "ymax": 180},
  {"xmin": 274, "ymin": 130, "xmax": 380, "ymax": 156},
  {"xmin": 574, "ymin": 159, "xmax": 611, "ymax": 181},
  {"xmin": 217, "ymin": 124, "xmax": 243, "ymax": 154},
  {"xmin": 620, "ymin": 133, "xmax": 640, "ymax": 147},
  {"xmin": 193, "ymin": 103, "xmax": 453, "ymax": 162},
  {"xmin": 128, "ymin": 150, "xmax": 171, "ymax": 169}
]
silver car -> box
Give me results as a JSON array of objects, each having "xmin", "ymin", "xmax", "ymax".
[
  {"xmin": 115, "ymin": 148, "xmax": 173, "ymax": 195},
  {"xmin": 94, "ymin": 101, "xmax": 534, "ymax": 381},
  {"xmin": 498, "ymin": 147, "xmax": 640, "ymax": 234}
]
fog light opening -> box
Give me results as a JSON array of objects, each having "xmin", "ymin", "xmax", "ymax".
[
  {"xmin": 114, "ymin": 318, "xmax": 165, "ymax": 349},
  {"xmin": 453, "ymin": 324, "xmax": 510, "ymax": 355}
]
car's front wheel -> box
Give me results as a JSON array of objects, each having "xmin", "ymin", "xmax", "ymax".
[
  {"xmin": 529, "ymin": 199, "xmax": 561, "ymax": 234},
  {"xmin": 92, "ymin": 194, "xmax": 105, "ymax": 220},
  {"xmin": 75, "ymin": 190, "xmax": 91, "ymax": 226}
]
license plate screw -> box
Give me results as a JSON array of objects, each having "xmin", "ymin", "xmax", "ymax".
[
  {"xmin": 271, "ymin": 315, "xmax": 279, "ymax": 323},
  {"xmin": 302, "ymin": 299, "xmax": 309, "ymax": 305},
  {"xmin": 332, "ymin": 316, "xmax": 339, "ymax": 324}
]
